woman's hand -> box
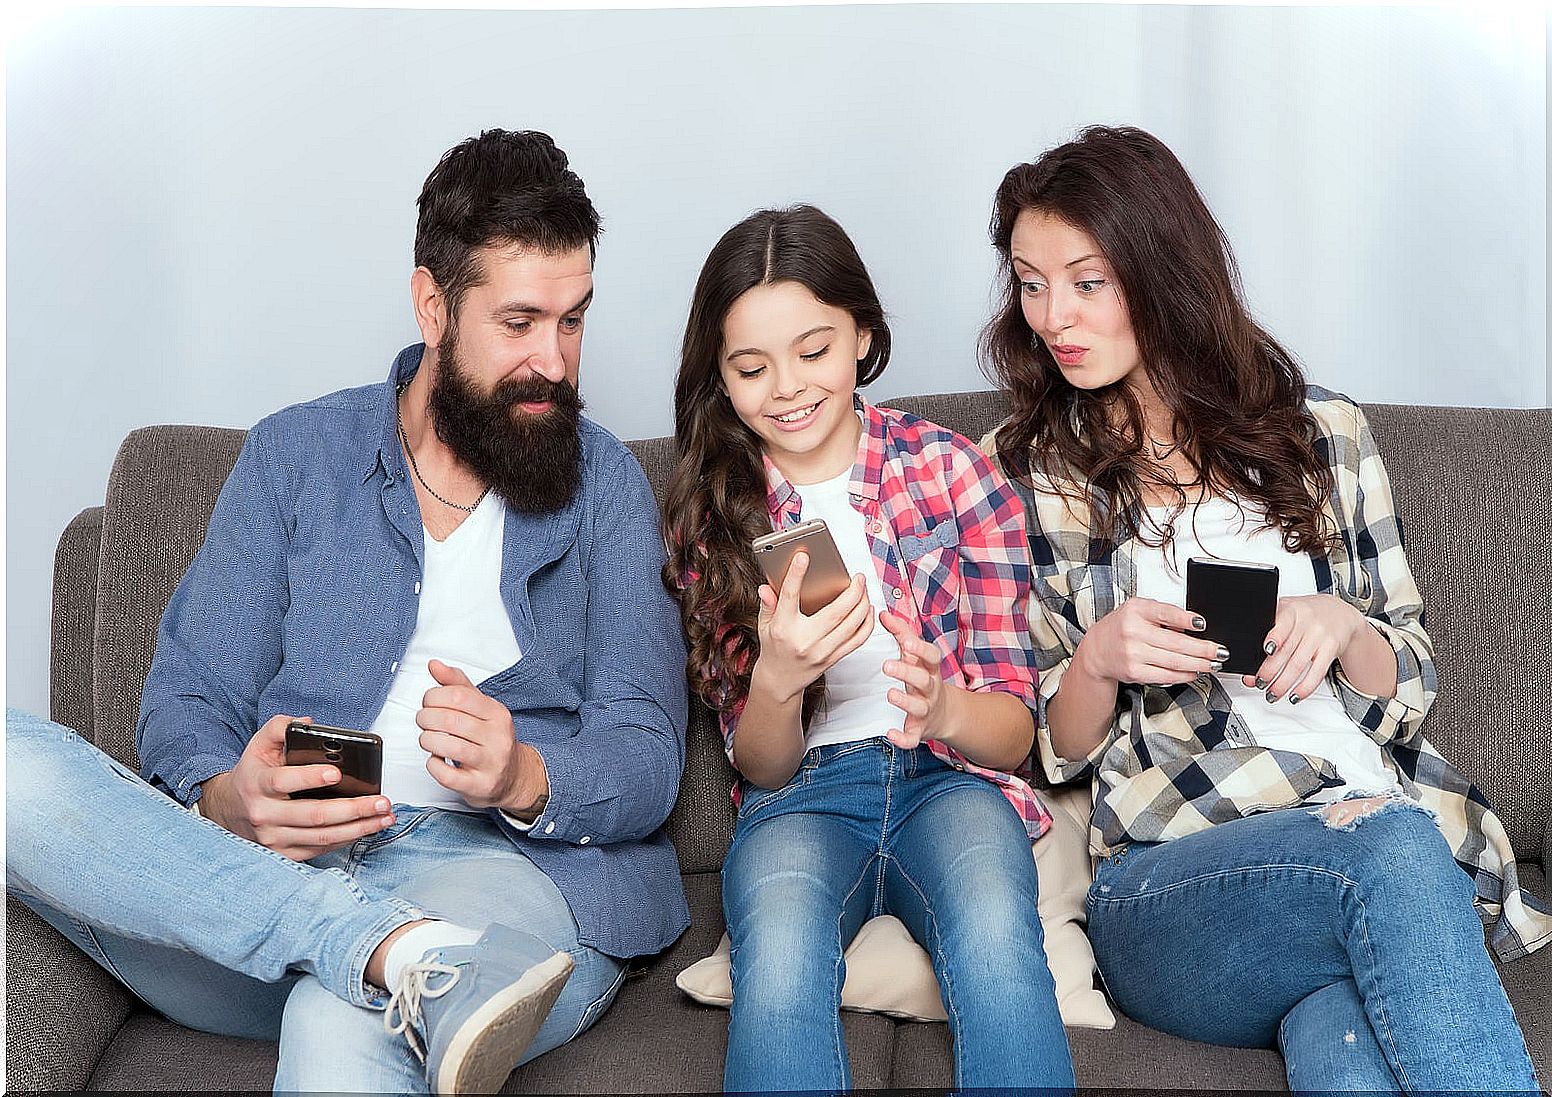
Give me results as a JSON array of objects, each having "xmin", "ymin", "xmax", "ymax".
[
  {"xmin": 1246, "ymin": 594, "xmax": 1367, "ymax": 703},
  {"xmin": 755, "ymin": 550, "xmax": 876, "ymax": 703},
  {"xmin": 1076, "ymin": 597, "xmax": 1225, "ymax": 686},
  {"xmin": 879, "ymin": 609, "xmax": 948, "ymax": 749}
]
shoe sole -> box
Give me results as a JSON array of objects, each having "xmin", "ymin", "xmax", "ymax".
[{"xmin": 433, "ymin": 949, "xmax": 576, "ymax": 1096}]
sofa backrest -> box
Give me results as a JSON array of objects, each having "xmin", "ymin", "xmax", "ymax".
[{"xmin": 75, "ymin": 392, "xmax": 1550, "ymax": 869}]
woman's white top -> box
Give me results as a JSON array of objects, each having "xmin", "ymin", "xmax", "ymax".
[
  {"xmin": 1131, "ymin": 495, "xmax": 1399, "ymax": 801},
  {"xmin": 368, "ymin": 492, "xmax": 523, "ymax": 809},
  {"xmin": 793, "ymin": 467, "xmax": 905, "ymax": 750}
]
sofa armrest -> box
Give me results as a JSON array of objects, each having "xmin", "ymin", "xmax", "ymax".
[
  {"xmin": 5, "ymin": 894, "xmax": 134, "ymax": 1091},
  {"xmin": 1544, "ymin": 812, "xmax": 1551, "ymax": 883},
  {"xmin": 50, "ymin": 506, "xmax": 103, "ymax": 744}
]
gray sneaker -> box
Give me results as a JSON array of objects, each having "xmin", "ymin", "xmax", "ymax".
[{"xmin": 383, "ymin": 924, "xmax": 575, "ymax": 1096}]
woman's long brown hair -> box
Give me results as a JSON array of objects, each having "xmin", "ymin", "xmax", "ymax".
[
  {"xmin": 661, "ymin": 206, "xmax": 891, "ymax": 720},
  {"xmin": 981, "ymin": 125, "xmax": 1336, "ymax": 554}
]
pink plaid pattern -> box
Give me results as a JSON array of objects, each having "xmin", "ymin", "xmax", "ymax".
[{"xmin": 721, "ymin": 397, "xmax": 1051, "ymax": 840}]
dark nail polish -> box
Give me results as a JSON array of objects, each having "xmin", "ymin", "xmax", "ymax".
[
  {"xmin": 1209, "ymin": 661, "xmax": 1223, "ymax": 672},
  {"xmin": 1264, "ymin": 640, "xmax": 1277, "ymax": 655},
  {"xmin": 1254, "ymin": 677, "xmax": 1266, "ymax": 689},
  {"xmin": 1289, "ymin": 694, "xmax": 1301, "ymax": 706},
  {"xmin": 1192, "ymin": 616, "xmax": 1206, "ymax": 631},
  {"xmin": 1265, "ymin": 690, "xmax": 1278, "ymax": 704},
  {"xmin": 1215, "ymin": 645, "xmax": 1231, "ymax": 662}
]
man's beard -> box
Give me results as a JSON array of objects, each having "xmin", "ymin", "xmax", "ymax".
[{"xmin": 426, "ymin": 338, "xmax": 585, "ymax": 515}]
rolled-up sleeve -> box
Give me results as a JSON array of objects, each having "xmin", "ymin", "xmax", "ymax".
[{"xmin": 1329, "ymin": 401, "xmax": 1437, "ymax": 746}]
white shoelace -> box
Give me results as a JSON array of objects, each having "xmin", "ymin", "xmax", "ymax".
[{"xmin": 383, "ymin": 957, "xmax": 462, "ymax": 1063}]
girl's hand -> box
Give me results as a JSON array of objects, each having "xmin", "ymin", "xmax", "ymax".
[
  {"xmin": 1245, "ymin": 594, "xmax": 1366, "ymax": 704},
  {"xmin": 1076, "ymin": 598, "xmax": 1224, "ymax": 686},
  {"xmin": 879, "ymin": 610, "xmax": 948, "ymax": 749},
  {"xmin": 755, "ymin": 551, "xmax": 875, "ymax": 703}
]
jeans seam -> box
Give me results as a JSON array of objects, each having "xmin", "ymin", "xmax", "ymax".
[
  {"xmin": 1347, "ymin": 883, "xmax": 1412, "ymax": 1090},
  {"xmin": 565, "ymin": 959, "xmax": 627, "ymax": 1044},
  {"xmin": 1087, "ymin": 861, "xmax": 1363, "ymax": 905},
  {"xmin": 888, "ymin": 851, "xmax": 965, "ymax": 1087},
  {"xmin": 831, "ymin": 854, "xmax": 877, "ymax": 1086}
]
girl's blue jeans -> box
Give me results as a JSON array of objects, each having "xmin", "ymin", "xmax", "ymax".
[{"xmin": 720, "ymin": 737, "xmax": 1076, "ymax": 1093}]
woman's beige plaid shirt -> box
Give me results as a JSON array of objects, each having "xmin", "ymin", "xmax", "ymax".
[{"xmin": 985, "ymin": 387, "xmax": 1549, "ymax": 961}]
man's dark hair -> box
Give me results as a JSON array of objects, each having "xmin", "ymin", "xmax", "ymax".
[{"xmin": 414, "ymin": 129, "xmax": 601, "ymax": 318}]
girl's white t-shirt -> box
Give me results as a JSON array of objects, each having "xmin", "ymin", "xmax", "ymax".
[
  {"xmin": 368, "ymin": 492, "xmax": 523, "ymax": 809},
  {"xmin": 792, "ymin": 468, "xmax": 905, "ymax": 750},
  {"xmin": 1131, "ymin": 495, "xmax": 1399, "ymax": 801}
]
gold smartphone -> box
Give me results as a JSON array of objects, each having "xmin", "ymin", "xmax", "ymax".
[{"xmin": 751, "ymin": 519, "xmax": 853, "ymax": 615}]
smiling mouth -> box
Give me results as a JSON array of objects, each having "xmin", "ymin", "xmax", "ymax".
[{"xmin": 769, "ymin": 399, "xmax": 823, "ymax": 424}]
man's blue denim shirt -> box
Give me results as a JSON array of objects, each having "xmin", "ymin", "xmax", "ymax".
[{"xmin": 137, "ymin": 345, "xmax": 690, "ymax": 958}]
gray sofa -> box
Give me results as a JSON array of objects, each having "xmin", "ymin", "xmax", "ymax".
[{"xmin": 8, "ymin": 389, "xmax": 1550, "ymax": 1092}]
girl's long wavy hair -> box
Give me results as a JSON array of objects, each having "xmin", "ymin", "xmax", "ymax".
[
  {"xmin": 661, "ymin": 205, "xmax": 891, "ymax": 722},
  {"xmin": 981, "ymin": 125, "xmax": 1336, "ymax": 554}
]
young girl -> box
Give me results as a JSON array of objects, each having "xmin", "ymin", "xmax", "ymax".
[
  {"xmin": 663, "ymin": 205, "xmax": 1074, "ymax": 1092},
  {"xmin": 982, "ymin": 125, "xmax": 1545, "ymax": 1090}
]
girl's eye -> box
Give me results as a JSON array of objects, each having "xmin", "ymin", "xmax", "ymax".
[
  {"xmin": 1076, "ymin": 279, "xmax": 1108, "ymax": 294},
  {"xmin": 799, "ymin": 345, "xmax": 829, "ymax": 362},
  {"xmin": 736, "ymin": 365, "xmax": 766, "ymax": 379},
  {"xmin": 1019, "ymin": 281, "xmax": 1046, "ymax": 296}
]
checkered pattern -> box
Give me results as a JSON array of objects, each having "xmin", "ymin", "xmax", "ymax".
[
  {"xmin": 987, "ymin": 386, "xmax": 1549, "ymax": 960},
  {"xmin": 721, "ymin": 396, "xmax": 1052, "ymax": 840}
]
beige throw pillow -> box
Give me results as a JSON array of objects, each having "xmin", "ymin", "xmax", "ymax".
[{"xmin": 676, "ymin": 784, "xmax": 1114, "ymax": 1028}]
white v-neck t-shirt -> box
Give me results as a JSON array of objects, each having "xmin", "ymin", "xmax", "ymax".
[
  {"xmin": 1132, "ymin": 495, "xmax": 1399, "ymax": 800},
  {"xmin": 368, "ymin": 492, "xmax": 523, "ymax": 809}
]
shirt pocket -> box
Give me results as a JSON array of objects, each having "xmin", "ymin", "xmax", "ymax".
[
  {"xmin": 1035, "ymin": 564, "xmax": 1098, "ymax": 633},
  {"xmin": 896, "ymin": 517, "xmax": 962, "ymax": 620}
]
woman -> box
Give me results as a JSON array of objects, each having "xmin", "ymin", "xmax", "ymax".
[
  {"xmin": 662, "ymin": 205, "xmax": 1074, "ymax": 1092},
  {"xmin": 981, "ymin": 125, "xmax": 1545, "ymax": 1090}
]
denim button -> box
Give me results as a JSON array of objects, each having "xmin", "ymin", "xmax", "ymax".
[
  {"xmin": 390, "ymin": 660, "xmax": 399, "ymax": 673},
  {"xmin": 579, "ymin": 835, "xmax": 591, "ymax": 844},
  {"xmin": 544, "ymin": 822, "xmax": 556, "ymax": 834},
  {"xmin": 414, "ymin": 581, "xmax": 421, "ymax": 595}
]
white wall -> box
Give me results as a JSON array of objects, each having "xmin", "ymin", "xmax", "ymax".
[{"xmin": 7, "ymin": 4, "xmax": 1546, "ymax": 718}]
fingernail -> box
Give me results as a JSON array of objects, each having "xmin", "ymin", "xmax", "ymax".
[
  {"xmin": 323, "ymin": 769, "xmax": 340, "ymax": 783},
  {"xmin": 1191, "ymin": 616, "xmax": 1206, "ymax": 631},
  {"xmin": 1288, "ymin": 695, "xmax": 1301, "ymax": 706},
  {"xmin": 1264, "ymin": 640, "xmax": 1277, "ymax": 655},
  {"xmin": 1215, "ymin": 645, "xmax": 1230, "ymax": 662},
  {"xmin": 1209, "ymin": 661, "xmax": 1223, "ymax": 672},
  {"xmin": 1265, "ymin": 690, "xmax": 1278, "ymax": 703},
  {"xmin": 1254, "ymin": 677, "xmax": 1266, "ymax": 689}
]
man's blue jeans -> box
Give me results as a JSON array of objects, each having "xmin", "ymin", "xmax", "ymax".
[
  {"xmin": 5, "ymin": 710, "xmax": 625, "ymax": 1094},
  {"xmin": 1085, "ymin": 799, "xmax": 1540, "ymax": 1092},
  {"xmin": 720, "ymin": 737, "xmax": 1075, "ymax": 1092}
]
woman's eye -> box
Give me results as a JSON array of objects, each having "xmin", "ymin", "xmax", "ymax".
[
  {"xmin": 1019, "ymin": 281, "xmax": 1046, "ymax": 296},
  {"xmin": 799, "ymin": 346, "xmax": 829, "ymax": 362},
  {"xmin": 1076, "ymin": 279, "xmax": 1108, "ymax": 294}
]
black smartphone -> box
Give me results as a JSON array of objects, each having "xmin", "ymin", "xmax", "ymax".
[
  {"xmin": 1184, "ymin": 558, "xmax": 1279, "ymax": 677},
  {"xmin": 751, "ymin": 519, "xmax": 853, "ymax": 616},
  {"xmin": 284, "ymin": 721, "xmax": 384, "ymax": 799}
]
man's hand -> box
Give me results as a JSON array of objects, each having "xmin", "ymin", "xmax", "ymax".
[
  {"xmin": 199, "ymin": 714, "xmax": 395, "ymax": 861},
  {"xmin": 418, "ymin": 660, "xmax": 549, "ymax": 815}
]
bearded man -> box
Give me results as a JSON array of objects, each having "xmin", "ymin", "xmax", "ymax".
[{"xmin": 6, "ymin": 130, "xmax": 689, "ymax": 1095}]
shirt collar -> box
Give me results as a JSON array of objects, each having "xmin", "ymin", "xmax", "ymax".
[
  {"xmin": 365, "ymin": 343, "xmax": 427, "ymax": 483},
  {"xmin": 762, "ymin": 393, "xmax": 886, "ymax": 516}
]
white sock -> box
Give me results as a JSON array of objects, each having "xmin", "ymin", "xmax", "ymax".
[{"xmin": 383, "ymin": 921, "xmax": 483, "ymax": 990}]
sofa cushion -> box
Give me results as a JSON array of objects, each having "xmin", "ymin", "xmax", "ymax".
[
  {"xmin": 93, "ymin": 425, "xmax": 246, "ymax": 769},
  {"xmin": 1363, "ymin": 404, "xmax": 1552, "ymax": 863}
]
